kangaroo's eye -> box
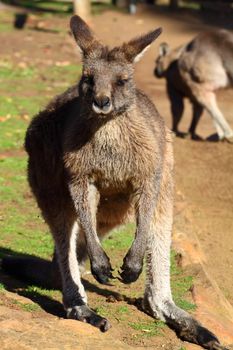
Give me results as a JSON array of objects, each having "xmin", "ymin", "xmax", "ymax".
[
  {"xmin": 83, "ymin": 75, "xmax": 94, "ymax": 85},
  {"xmin": 116, "ymin": 78, "xmax": 128, "ymax": 86}
]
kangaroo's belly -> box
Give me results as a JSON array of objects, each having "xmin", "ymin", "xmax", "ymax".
[{"xmin": 97, "ymin": 191, "xmax": 134, "ymax": 227}]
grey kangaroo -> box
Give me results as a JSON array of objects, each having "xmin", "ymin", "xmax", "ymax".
[
  {"xmin": 2, "ymin": 16, "xmax": 226, "ymax": 349},
  {"xmin": 154, "ymin": 29, "xmax": 233, "ymax": 142}
]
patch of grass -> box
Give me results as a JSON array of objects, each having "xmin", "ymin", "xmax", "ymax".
[
  {"xmin": 46, "ymin": 64, "xmax": 81, "ymax": 87},
  {"xmin": 170, "ymin": 251, "xmax": 196, "ymax": 311},
  {"xmin": 117, "ymin": 305, "xmax": 130, "ymax": 314},
  {"xmin": 25, "ymin": 285, "xmax": 61, "ymax": 300},
  {"xmin": 103, "ymin": 223, "xmax": 135, "ymax": 251},
  {"xmin": 0, "ymin": 156, "xmax": 54, "ymax": 259},
  {"xmin": 95, "ymin": 305, "xmax": 109, "ymax": 318},
  {"xmin": 0, "ymin": 63, "xmax": 81, "ymax": 151},
  {"xmin": 129, "ymin": 320, "xmax": 165, "ymax": 338},
  {"xmin": 115, "ymin": 305, "xmax": 131, "ymax": 321},
  {"xmin": 0, "ymin": 65, "xmax": 36, "ymax": 80},
  {"xmin": 11, "ymin": 299, "xmax": 41, "ymax": 312},
  {"xmin": 96, "ymin": 304, "xmax": 131, "ymax": 322},
  {"xmin": 0, "ymin": 283, "xmax": 5, "ymax": 291}
]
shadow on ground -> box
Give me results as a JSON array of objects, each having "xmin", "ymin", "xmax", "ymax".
[{"xmin": 0, "ymin": 247, "xmax": 138, "ymax": 319}]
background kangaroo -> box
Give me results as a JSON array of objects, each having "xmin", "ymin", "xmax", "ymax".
[
  {"xmin": 2, "ymin": 16, "xmax": 226, "ymax": 349},
  {"xmin": 154, "ymin": 29, "xmax": 233, "ymax": 142}
]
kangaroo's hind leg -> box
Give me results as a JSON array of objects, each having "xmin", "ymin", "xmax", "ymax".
[
  {"xmin": 167, "ymin": 83, "xmax": 186, "ymax": 138},
  {"xmin": 189, "ymin": 102, "xmax": 203, "ymax": 140},
  {"xmin": 191, "ymin": 88, "xmax": 233, "ymax": 143},
  {"xmin": 142, "ymin": 140, "xmax": 223, "ymax": 349},
  {"xmin": 50, "ymin": 232, "xmax": 88, "ymax": 291},
  {"xmin": 40, "ymin": 194, "xmax": 111, "ymax": 332}
]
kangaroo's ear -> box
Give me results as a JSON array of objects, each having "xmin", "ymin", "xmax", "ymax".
[
  {"xmin": 70, "ymin": 15, "xmax": 102, "ymax": 57},
  {"xmin": 159, "ymin": 42, "xmax": 170, "ymax": 57},
  {"xmin": 122, "ymin": 28, "xmax": 162, "ymax": 63}
]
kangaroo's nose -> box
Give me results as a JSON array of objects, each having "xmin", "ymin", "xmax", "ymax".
[{"xmin": 93, "ymin": 96, "xmax": 110, "ymax": 109}]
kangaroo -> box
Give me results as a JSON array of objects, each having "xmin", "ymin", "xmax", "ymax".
[
  {"xmin": 2, "ymin": 16, "xmax": 226, "ymax": 349},
  {"xmin": 154, "ymin": 29, "xmax": 233, "ymax": 142}
]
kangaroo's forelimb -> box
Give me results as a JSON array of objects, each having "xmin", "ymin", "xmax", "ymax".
[{"xmin": 68, "ymin": 180, "xmax": 114, "ymax": 284}]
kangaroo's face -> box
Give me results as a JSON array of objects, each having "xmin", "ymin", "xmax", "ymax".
[
  {"xmin": 70, "ymin": 15, "xmax": 162, "ymax": 117},
  {"xmin": 154, "ymin": 43, "xmax": 171, "ymax": 78},
  {"xmin": 80, "ymin": 55, "xmax": 134, "ymax": 116}
]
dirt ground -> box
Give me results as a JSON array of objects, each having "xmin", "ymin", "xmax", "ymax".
[{"xmin": 0, "ymin": 3, "xmax": 233, "ymax": 349}]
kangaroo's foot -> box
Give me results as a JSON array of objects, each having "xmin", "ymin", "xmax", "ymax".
[
  {"xmin": 142, "ymin": 297, "xmax": 228, "ymax": 350},
  {"xmin": 67, "ymin": 305, "xmax": 111, "ymax": 332},
  {"xmin": 180, "ymin": 131, "xmax": 203, "ymax": 141},
  {"xmin": 223, "ymin": 135, "xmax": 233, "ymax": 144},
  {"xmin": 90, "ymin": 252, "xmax": 114, "ymax": 285},
  {"xmin": 190, "ymin": 133, "xmax": 203, "ymax": 141},
  {"xmin": 172, "ymin": 130, "xmax": 189, "ymax": 139},
  {"xmin": 119, "ymin": 251, "xmax": 143, "ymax": 284}
]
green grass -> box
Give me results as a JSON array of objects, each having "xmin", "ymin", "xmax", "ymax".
[
  {"xmin": 129, "ymin": 320, "xmax": 165, "ymax": 338},
  {"xmin": 96, "ymin": 304, "xmax": 131, "ymax": 322},
  {"xmin": 0, "ymin": 156, "xmax": 53, "ymax": 259},
  {"xmin": 11, "ymin": 299, "xmax": 41, "ymax": 312},
  {"xmin": 170, "ymin": 251, "xmax": 196, "ymax": 311},
  {"xmin": 0, "ymin": 61, "xmax": 81, "ymax": 151},
  {"xmin": 103, "ymin": 224, "xmax": 135, "ymax": 251},
  {"xmin": 25, "ymin": 285, "xmax": 61, "ymax": 300},
  {"xmin": 0, "ymin": 60, "xmax": 82, "ymax": 256}
]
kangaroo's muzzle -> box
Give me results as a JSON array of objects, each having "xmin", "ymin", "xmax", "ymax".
[{"xmin": 92, "ymin": 95, "xmax": 112, "ymax": 115}]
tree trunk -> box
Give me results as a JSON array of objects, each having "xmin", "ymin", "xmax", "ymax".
[
  {"xmin": 169, "ymin": 0, "xmax": 179, "ymax": 10},
  {"xmin": 73, "ymin": 0, "xmax": 91, "ymax": 21}
]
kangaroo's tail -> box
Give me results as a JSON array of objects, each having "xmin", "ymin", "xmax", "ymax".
[{"xmin": 1, "ymin": 255, "xmax": 62, "ymax": 290}]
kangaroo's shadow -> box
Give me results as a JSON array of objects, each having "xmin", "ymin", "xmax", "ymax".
[{"xmin": 0, "ymin": 247, "xmax": 136, "ymax": 318}]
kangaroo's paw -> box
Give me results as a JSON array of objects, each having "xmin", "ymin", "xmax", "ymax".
[
  {"xmin": 90, "ymin": 252, "xmax": 114, "ymax": 285},
  {"xmin": 119, "ymin": 253, "xmax": 143, "ymax": 284},
  {"xmin": 67, "ymin": 305, "xmax": 111, "ymax": 332},
  {"xmin": 142, "ymin": 298, "xmax": 228, "ymax": 350}
]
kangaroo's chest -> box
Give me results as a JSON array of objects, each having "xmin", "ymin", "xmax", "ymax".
[{"xmin": 64, "ymin": 118, "xmax": 158, "ymax": 191}]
